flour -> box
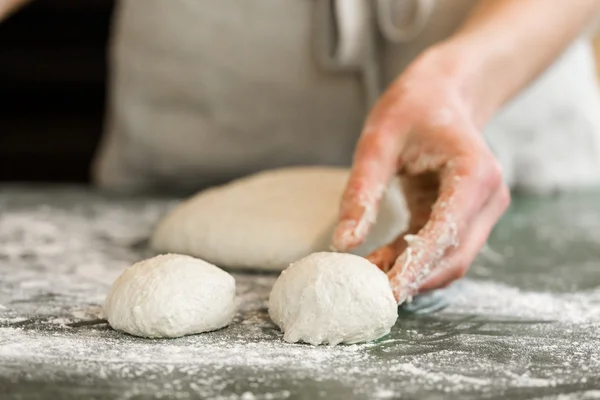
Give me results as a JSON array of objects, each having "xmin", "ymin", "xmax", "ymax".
[
  {"xmin": 0, "ymin": 313, "xmax": 597, "ymax": 399},
  {"xmin": 1, "ymin": 274, "xmax": 599, "ymax": 399},
  {"xmin": 1, "ymin": 186, "xmax": 599, "ymax": 399},
  {"xmin": 446, "ymin": 280, "xmax": 600, "ymax": 324}
]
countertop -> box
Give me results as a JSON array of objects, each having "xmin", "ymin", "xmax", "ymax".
[{"xmin": 0, "ymin": 186, "xmax": 599, "ymax": 399}]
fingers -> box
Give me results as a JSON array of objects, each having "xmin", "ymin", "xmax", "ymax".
[
  {"xmin": 332, "ymin": 121, "xmax": 404, "ymax": 252},
  {"xmin": 367, "ymin": 231, "xmax": 411, "ymax": 273},
  {"xmin": 367, "ymin": 174, "xmax": 439, "ymax": 272},
  {"xmin": 387, "ymin": 155, "xmax": 504, "ymax": 303},
  {"xmin": 418, "ymin": 182, "xmax": 510, "ymax": 292}
]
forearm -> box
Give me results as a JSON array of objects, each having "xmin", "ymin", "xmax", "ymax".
[
  {"xmin": 0, "ymin": 0, "xmax": 31, "ymax": 22},
  {"xmin": 433, "ymin": 0, "xmax": 600, "ymax": 127}
]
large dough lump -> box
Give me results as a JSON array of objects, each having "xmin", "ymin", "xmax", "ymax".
[{"xmin": 151, "ymin": 167, "xmax": 407, "ymax": 270}]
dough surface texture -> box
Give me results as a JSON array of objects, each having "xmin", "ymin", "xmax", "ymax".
[
  {"xmin": 104, "ymin": 254, "xmax": 236, "ymax": 338},
  {"xmin": 268, "ymin": 252, "xmax": 398, "ymax": 345},
  {"xmin": 151, "ymin": 167, "xmax": 407, "ymax": 270}
]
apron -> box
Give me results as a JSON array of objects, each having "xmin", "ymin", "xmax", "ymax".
[{"xmin": 93, "ymin": 0, "xmax": 600, "ymax": 194}]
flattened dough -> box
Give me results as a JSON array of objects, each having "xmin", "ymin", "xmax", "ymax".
[{"xmin": 151, "ymin": 167, "xmax": 408, "ymax": 270}]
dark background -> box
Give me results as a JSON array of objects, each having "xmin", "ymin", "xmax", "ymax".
[{"xmin": 0, "ymin": 0, "xmax": 115, "ymax": 183}]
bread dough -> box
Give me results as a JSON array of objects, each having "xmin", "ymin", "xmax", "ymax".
[
  {"xmin": 150, "ymin": 167, "xmax": 408, "ymax": 270},
  {"xmin": 103, "ymin": 254, "xmax": 236, "ymax": 338},
  {"xmin": 268, "ymin": 252, "xmax": 398, "ymax": 345}
]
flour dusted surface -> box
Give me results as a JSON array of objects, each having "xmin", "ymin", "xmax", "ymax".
[{"xmin": 1, "ymin": 186, "xmax": 600, "ymax": 399}]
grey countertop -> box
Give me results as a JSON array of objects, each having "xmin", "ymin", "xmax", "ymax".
[{"xmin": 0, "ymin": 186, "xmax": 599, "ymax": 400}]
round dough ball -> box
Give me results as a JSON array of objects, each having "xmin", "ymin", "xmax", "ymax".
[
  {"xmin": 150, "ymin": 167, "xmax": 408, "ymax": 271},
  {"xmin": 103, "ymin": 254, "xmax": 236, "ymax": 338},
  {"xmin": 268, "ymin": 252, "xmax": 398, "ymax": 345}
]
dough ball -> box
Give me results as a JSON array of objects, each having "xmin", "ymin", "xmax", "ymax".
[
  {"xmin": 268, "ymin": 252, "xmax": 398, "ymax": 345},
  {"xmin": 103, "ymin": 254, "xmax": 236, "ymax": 338},
  {"xmin": 150, "ymin": 167, "xmax": 408, "ymax": 271}
]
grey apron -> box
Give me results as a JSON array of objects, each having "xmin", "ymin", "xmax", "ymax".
[{"xmin": 94, "ymin": 0, "xmax": 600, "ymax": 194}]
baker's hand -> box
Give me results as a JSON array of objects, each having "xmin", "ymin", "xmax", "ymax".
[{"xmin": 332, "ymin": 49, "xmax": 510, "ymax": 304}]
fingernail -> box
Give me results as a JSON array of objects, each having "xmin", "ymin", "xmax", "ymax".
[
  {"xmin": 331, "ymin": 219, "xmax": 357, "ymax": 251},
  {"xmin": 334, "ymin": 203, "xmax": 376, "ymax": 249}
]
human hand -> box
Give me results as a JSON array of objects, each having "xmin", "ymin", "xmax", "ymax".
[{"xmin": 332, "ymin": 48, "xmax": 510, "ymax": 304}]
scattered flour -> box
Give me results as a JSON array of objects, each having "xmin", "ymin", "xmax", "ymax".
[{"xmin": 0, "ymin": 186, "xmax": 599, "ymax": 399}]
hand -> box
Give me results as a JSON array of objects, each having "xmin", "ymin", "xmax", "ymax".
[{"xmin": 332, "ymin": 48, "xmax": 510, "ymax": 304}]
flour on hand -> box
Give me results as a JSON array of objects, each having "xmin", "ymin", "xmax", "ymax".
[
  {"xmin": 268, "ymin": 252, "xmax": 398, "ymax": 345},
  {"xmin": 103, "ymin": 254, "xmax": 236, "ymax": 338},
  {"xmin": 150, "ymin": 167, "xmax": 408, "ymax": 271}
]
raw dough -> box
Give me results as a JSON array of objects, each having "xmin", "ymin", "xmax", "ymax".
[
  {"xmin": 103, "ymin": 254, "xmax": 236, "ymax": 338},
  {"xmin": 268, "ymin": 252, "xmax": 398, "ymax": 345},
  {"xmin": 150, "ymin": 167, "xmax": 408, "ymax": 270}
]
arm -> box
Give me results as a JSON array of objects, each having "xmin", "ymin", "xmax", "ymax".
[
  {"xmin": 451, "ymin": 0, "xmax": 600, "ymax": 127},
  {"xmin": 0, "ymin": 0, "xmax": 31, "ymax": 22},
  {"xmin": 334, "ymin": 0, "xmax": 600, "ymax": 303}
]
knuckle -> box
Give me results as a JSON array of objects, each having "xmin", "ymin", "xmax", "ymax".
[
  {"xmin": 483, "ymin": 158, "xmax": 504, "ymax": 190},
  {"xmin": 455, "ymin": 153, "xmax": 504, "ymax": 192},
  {"xmin": 498, "ymin": 184, "xmax": 511, "ymax": 210}
]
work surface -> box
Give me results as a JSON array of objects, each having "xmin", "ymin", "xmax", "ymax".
[{"xmin": 0, "ymin": 186, "xmax": 599, "ymax": 400}]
